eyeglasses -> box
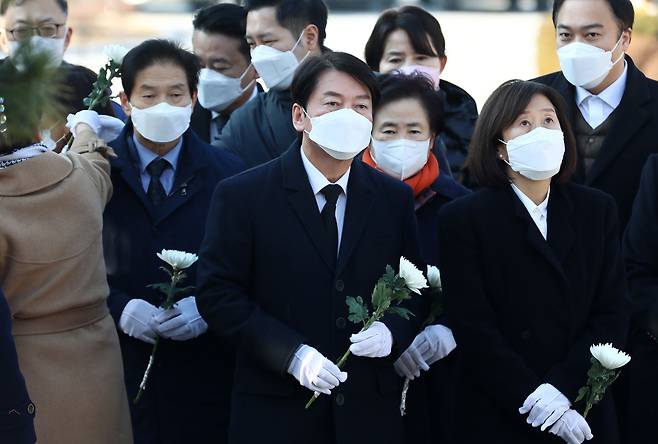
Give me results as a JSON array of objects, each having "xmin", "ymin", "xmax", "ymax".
[{"xmin": 6, "ymin": 23, "xmax": 65, "ymax": 41}]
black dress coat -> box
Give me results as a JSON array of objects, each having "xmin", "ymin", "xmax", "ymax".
[
  {"xmin": 437, "ymin": 183, "xmax": 630, "ymax": 444},
  {"xmin": 534, "ymin": 56, "xmax": 658, "ymax": 230},
  {"xmin": 104, "ymin": 125, "xmax": 245, "ymax": 444},
  {"xmin": 197, "ymin": 144, "xmax": 425, "ymax": 444},
  {"xmin": 0, "ymin": 289, "xmax": 35, "ymax": 444},
  {"xmin": 622, "ymin": 154, "xmax": 658, "ymax": 444}
]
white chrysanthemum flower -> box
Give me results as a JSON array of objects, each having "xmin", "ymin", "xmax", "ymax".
[
  {"xmin": 157, "ymin": 249, "xmax": 198, "ymax": 270},
  {"xmin": 590, "ymin": 343, "xmax": 631, "ymax": 370},
  {"xmin": 427, "ymin": 265, "xmax": 442, "ymax": 290},
  {"xmin": 399, "ymin": 257, "xmax": 428, "ymax": 294},
  {"xmin": 104, "ymin": 44, "xmax": 129, "ymax": 64}
]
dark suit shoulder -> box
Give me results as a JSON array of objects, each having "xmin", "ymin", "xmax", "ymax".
[
  {"xmin": 216, "ymin": 154, "xmax": 282, "ymax": 193},
  {"xmin": 561, "ymin": 181, "xmax": 616, "ymax": 210},
  {"xmin": 192, "ymin": 135, "xmax": 245, "ymax": 174},
  {"xmin": 532, "ymin": 71, "xmax": 563, "ymax": 87}
]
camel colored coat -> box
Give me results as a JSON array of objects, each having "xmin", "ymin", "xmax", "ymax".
[{"xmin": 0, "ymin": 129, "xmax": 132, "ymax": 444}]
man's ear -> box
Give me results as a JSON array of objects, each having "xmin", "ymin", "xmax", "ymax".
[
  {"xmin": 292, "ymin": 103, "xmax": 307, "ymax": 133},
  {"xmin": 301, "ymin": 24, "xmax": 320, "ymax": 54},
  {"xmin": 63, "ymin": 26, "xmax": 73, "ymax": 52},
  {"xmin": 191, "ymin": 91, "xmax": 198, "ymax": 108},
  {"xmin": 439, "ymin": 55, "xmax": 448, "ymax": 73},
  {"xmin": 119, "ymin": 91, "xmax": 132, "ymax": 117}
]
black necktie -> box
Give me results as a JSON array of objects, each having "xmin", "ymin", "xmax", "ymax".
[
  {"xmin": 320, "ymin": 184, "xmax": 343, "ymax": 264},
  {"xmin": 146, "ymin": 158, "xmax": 170, "ymax": 206}
]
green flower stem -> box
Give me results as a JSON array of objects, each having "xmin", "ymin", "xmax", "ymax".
[
  {"xmin": 583, "ymin": 403, "xmax": 592, "ymax": 419},
  {"xmin": 133, "ymin": 268, "xmax": 180, "ymax": 404}
]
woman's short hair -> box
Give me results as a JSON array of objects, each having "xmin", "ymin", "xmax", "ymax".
[
  {"xmin": 465, "ymin": 80, "xmax": 577, "ymax": 187},
  {"xmin": 375, "ymin": 73, "xmax": 444, "ymax": 135},
  {"xmin": 364, "ymin": 6, "xmax": 445, "ymax": 72}
]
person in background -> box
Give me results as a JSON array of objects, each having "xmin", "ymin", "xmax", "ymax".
[
  {"xmin": 439, "ymin": 80, "xmax": 629, "ymax": 444},
  {"xmin": 365, "ymin": 5, "xmax": 478, "ymax": 180},
  {"xmin": 0, "ymin": 0, "xmax": 114, "ymax": 149},
  {"xmin": 191, "ymin": 2, "xmax": 260, "ymax": 146},
  {"xmin": 104, "ymin": 39, "xmax": 245, "ymax": 444},
  {"xmin": 621, "ymin": 155, "xmax": 658, "ymax": 444},
  {"xmin": 197, "ymin": 52, "xmax": 423, "ymax": 444},
  {"xmin": 0, "ymin": 288, "xmax": 36, "ymax": 444},
  {"xmin": 215, "ymin": 0, "xmax": 327, "ymax": 168},
  {"xmin": 364, "ymin": 73, "xmax": 466, "ymax": 443}
]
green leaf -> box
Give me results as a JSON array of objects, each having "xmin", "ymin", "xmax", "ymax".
[
  {"xmin": 147, "ymin": 282, "xmax": 171, "ymax": 296},
  {"xmin": 575, "ymin": 385, "xmax": 590, "ymax": 403},
  {"xmin": 346, "ymin": 296, "xmax": 369, "ymax": 325},
  {"xmin": 387, "ymin": 306, "xmax": 414, "ymax": 320}
]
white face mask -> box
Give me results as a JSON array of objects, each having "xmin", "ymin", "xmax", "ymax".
[
  {"xmin": 198, "ymin": 67, "xmax": 254, "ymax": 113},
  {"xmin": 251, "ymin": 32, "xmax": 308, "ymax": 90},
  {"xmin": 371, "ymin": 138, "xmax": 430, "ymax": 180},
  {"xmin": 130, "ymin": 102, "xmax": 193, "ymax": 144},
  {"xmin": 303, "ymin": 108, "xmax": 373, "ymax": 160},
  {"xmin": 500, "ymin": 127, "xmax": 565, "ymax": 181},
  {"xmin": 557, "ymin": 36, "xmax": 624, "ymax": 90},
  {"xmin": 8, "ymin": 35, "xmax": 66, "ymax": 67}
]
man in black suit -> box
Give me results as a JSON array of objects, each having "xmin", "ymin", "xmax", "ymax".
[
  {"xmin": 190, "ymin": 3, "xmax": 260, "ymax": 146},
  {"xmin": 214, "ymin": 0, "xmax": 328, "ymax": 168},
  {"xmin": 534, "ymin": 0, "xmax": 658, "ymax": 230},
  {"xmin": 0, "ymin": 289, "xmax": 35, "ymax": 444},
  {"xmin": 0, "ymin": 0, "xmax": 114, "ymax": 149},
  {"xmin": 622, "ymin": 154, "xmax": 658, "ymax": 444},
  {"xmin": 197, "ymin": 52, "xmax": 424, "ymax": 444}
]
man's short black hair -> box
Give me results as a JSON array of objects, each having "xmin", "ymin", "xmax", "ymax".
[
  {"xmin": 291, "ymin": 51, "xmax": 379, "ymax": 111},
  {"xmin": 365, "ymin": 6, "xmax": 445, "ymax": 72},
  {"xmin": 121, "ymin": 39, "xmax": 201, "ymax": 99},
  {"xmin": 375, "ymin": 73, "xmax": 444, "ymax": 135},
  {"xmin": 243, "ymin": 0, "xmax": 328, "ymax": 47},
  {"xmin": 1, "ymin": 0, "xmax": 68, "ymax": 15},
  {"xmin": 552, "ymin": 0, "xmax": 634, "ymax": 31},
  {"xmin": 193, "ymin": 3, "xmax": 250, "ymax": 60}
]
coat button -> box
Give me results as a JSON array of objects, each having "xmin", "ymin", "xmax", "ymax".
[
  {"xmin": 335, "ymin": 393, "xmax": 345, "ymax": 406},
  {"xmin": 521, "ymin": 330, "xmax": 532, "ymax": 341},
  {"xmin": 336, "ymin": 317, "xmax": 347, "ymax": 329},
  {"xmin": 27, "ymin": 403, "xmax": 35, "ymax": 415},
  {"xmin": 335, "ymin": 280, "xmax": 344, "ymax": 292},
  {"xmin": 588, "ymin": 137, "xmax": 595, "ymax": 144}
]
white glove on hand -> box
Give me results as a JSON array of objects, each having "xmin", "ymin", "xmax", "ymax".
[
  {"xmin": 288, "ymin": 345, "xmax": 348, "ymax": 395},
  {"xmin": 66, "ymin": 110, "xmax": 125, "ymax": 142},
  {"xmin": 549, "ymin": 409, "xmax": 593, "ymax": 444},
  {"xmin": 152, "ymin": 296, "xmax": 208, "ymax": 341},
  {"xmin": 393, "ymin": 324, "xmax": 457, "ymax": 379},
  {"xmin": 119, "ymin": 299, "xmax": 161, "ymax": 344},
  {"xmin": 519, "ymin": 383, "xmax": 571, "ymax": 430},
  {"xmin": 349, "ymin": 321, "xmax": 393, "ymax": 358}
]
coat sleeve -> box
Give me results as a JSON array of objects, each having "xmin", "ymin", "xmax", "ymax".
[
  {"xmin": 106, "ymin": 283, "xmax": 133, "ymax": 327},
  {"xmin": 438, "ymin": 202, "xmax": 541, "ymax": 412},
  {"xmin": 623, "ymin": 155, "xmax": 658, "ymax": 336},
  {"xmin": 0, "ymin": 291, "xmax": 36, "ymax": 444},
  {"xmin": 69, "ymin": 127, "xmax": 113, "ymax": 205},
  {"xmin": 196, "ymin": 180, "xmax": 306, "ymax": 376},
  {"xmin": 546, "ymin": 196, "xmax": 631, "ymax": 400}
]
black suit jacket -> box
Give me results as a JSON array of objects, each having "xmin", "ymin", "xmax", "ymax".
[
  {"xmin": 438, "ymin": 184, "xmax": 630, "ymax": 444},
  {"xmin": 197, "ymin": 144, "xmax": 424, "ymax": 444},
  {"xmin": 0, "ymin": 289, "xmax": 35, "ymax": 444},
  {"xmin": 534, "ymin": 56, "xmax": 658, "ymax": 229}
]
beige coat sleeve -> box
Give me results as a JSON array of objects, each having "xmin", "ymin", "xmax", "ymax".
[{"xmin": 68, "ymin": 128, "xmax": 114, "ymax": 205}]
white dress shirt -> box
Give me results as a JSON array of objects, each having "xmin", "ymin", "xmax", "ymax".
[
  {"xmin": 132, "ymin": 133, "xmax": 182, "ymax": 195},
  {"xmin": 575, "ymin": 62, "xmax": 627, "ymax": 129},
  {"xmin": 511, "ymin": 183, "xmax": 550, "ymax": 240},
  {"xmin": 300, "ymin": 147, "xmax": 350, "ymax": 252}
]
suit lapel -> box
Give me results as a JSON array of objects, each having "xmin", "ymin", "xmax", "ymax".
[
  {"xmin": 336, "ymin": 160, "xmax": 375, "ymax": 276},
  {"xmin": 281, "ymin": 145, "xmax": 335, "ymax": 271},
  {"xmin": 587, "ymin": 58, "xmax": 652, "ymax": 185}
]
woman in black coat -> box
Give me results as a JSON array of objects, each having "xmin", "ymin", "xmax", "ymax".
[
  {"xmin": 438, "ymin": 80, "xmax": 630, "ymax": 444},
  {"xmin": 0, "ymin": 288, "xmax": 35, "ymax": 444}
]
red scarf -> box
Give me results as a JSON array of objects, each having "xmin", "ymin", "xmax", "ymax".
[{"xmin": 362, "ymin": 148, "xmax": 439, "ymax": 197}]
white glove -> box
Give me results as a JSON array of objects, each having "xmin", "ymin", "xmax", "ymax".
[
  {"xmin": 519, "ymin": 383, "xmax": 572, "ymax": 430},
  {"xmin": 393, "ymin": 324, "xmax": 457, "ymax": 379},
  {"xmin": 288, "ymin": 345, "xmax": 348, "ymax": 395},
  {"xmin": 66, "ymin": 110, "xmax": 124, "ymax": 142},
  {"xmin": 152, "ymin": 296, "xmax": 208, "ymax": 341},
  {"xmin": 549, "ymin": 409, "xmax": 593, "ymax": 444},
  {"xmin": 349, "ymin": 321, "xmax": 393, "ymax": 358},
  {"xmin": 119, "ymin": 299, "xmax": 161, "ymax": 344}
]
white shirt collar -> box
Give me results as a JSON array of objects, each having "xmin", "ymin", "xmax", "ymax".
[
  {"xmin": 211, "ymin": 86, "xmax": 259, "ymax": 120},
  {"xmin": 511, "ymin": 183, "xmax": 550, "ymax": 215},
  {"xmin": 300, "ymin": 146, "xmax": 350, "ymax": 196},
  {"xmin": 576, "ymin": 61, "xmax": 627, "ymax": 109}
]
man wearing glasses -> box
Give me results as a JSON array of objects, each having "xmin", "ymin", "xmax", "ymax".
[{"xmin": 0, "ymin": 0, "xmax": 115, "ymax": 149}]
